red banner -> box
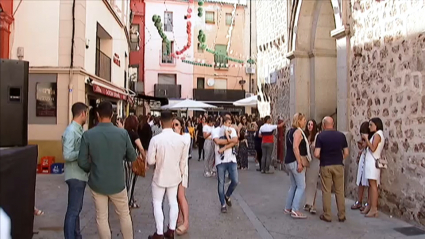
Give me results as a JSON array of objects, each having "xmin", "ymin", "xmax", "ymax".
[{"xmin": 93, "ymin": 84, "xmax": 127, "ymax": 100}]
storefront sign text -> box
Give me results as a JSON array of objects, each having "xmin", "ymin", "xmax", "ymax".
[{"xmin": 93, "ymin": 84, "xmax": 127, "ymax": 100}]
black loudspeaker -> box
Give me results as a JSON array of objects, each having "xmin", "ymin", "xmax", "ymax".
[{"xmin": 0, "ymin": 59, "xmax": 29, "ymax": 147}]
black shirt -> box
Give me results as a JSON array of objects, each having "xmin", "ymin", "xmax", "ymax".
[
  {"xmin": 315, "ymin": 130, "xmax": 348, "ymax": 167},
  {"xmin": 127, "ymin": 130, "xmax": 139, "ymax": 150},
  {"xmin": 138, "ymin": 124, "xmax": 152, "ymax": 150},
  {"xmin": 285, "ymin": 128, "xmax": 308, "ymax": 164},
  {"xmin": 196, "ymin": 123, "xmax": 204, "ymax": 140}
]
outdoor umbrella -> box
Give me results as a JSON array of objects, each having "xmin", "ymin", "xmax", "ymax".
[
  {"xmin": 165, "ymin": 99, "xmax": 217, "ymax": 110},
  {"xmin": 233, "ymin": 95, "xmax": 258, "ymax": 106}
]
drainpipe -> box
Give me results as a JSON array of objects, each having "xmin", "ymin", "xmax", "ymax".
[
  {"xmin": 248, "ymin": 0, "xmax": 252, "ymax": 93},
  {"xmin": 68, "ymin": 0, "xmax": 76, "ymax": 123}
]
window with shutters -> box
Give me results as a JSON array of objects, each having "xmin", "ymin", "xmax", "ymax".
[
  {"xmin": 197, "ymin": 78, "xmax": 205, "ymax": 89},
  {"xmin": 225, "ymin": 13, "xmax": 235, "ymax": 26},
  {"xmin": 205, "ymin": 11, "xmax": 215, "ymax": 24},
  {"xmin": 161, "ymin": 41, "xmax": 174, "ymax": 64},
  {"xmin": 214, "ymin": 44, "xmax": 228, "ymax": 69},
  {"xmin": 164, "ymin": 12, "xmax": 173, "ymax": 32}
]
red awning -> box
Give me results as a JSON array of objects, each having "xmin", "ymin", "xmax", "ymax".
[{"xmin": 91, "ymin": 80, "xmax": 127, "ymax": 100}]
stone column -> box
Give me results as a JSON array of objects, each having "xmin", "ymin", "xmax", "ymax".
[
  {"xmin": 309, "ymin": 49, "xmax": 337, "ymax": 122},
  {"xmin": 287, "ymin": 50, "xmax": 311, "ymax": 118},
  {"xmin": 331, "ymin": 26, "xmax": 350, "ymax": 132}
]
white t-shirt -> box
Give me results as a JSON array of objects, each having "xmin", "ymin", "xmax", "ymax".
[
  {"xmin": 212, "ymin": 126, "xmax": 238, "ymax": 166},
  {"xmin": 203, "ymin": 125, "xmax": 214, "ymax": 139}
]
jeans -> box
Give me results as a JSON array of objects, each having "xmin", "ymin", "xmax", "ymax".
[
  {"xmin": 64, "ymin": 179, "xmax": 86, "ymax": 239},
  {"xmin": 216, "ymin": 162, "xmax": 239, "ymax": 206},
  {"xmin": 261, "ymin": 143, "xmax": 274, "ymax": 171},
  {"xmin": 285, "ymin": 161, "xmax": 306, "ymax": 211}
]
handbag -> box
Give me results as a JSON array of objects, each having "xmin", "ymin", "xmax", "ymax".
[
  {"xmin": 298, "ymin": 128, "xmax": 312, "ymax": 162},
  {"xmin": 370, "ymin": 148, "xmax": 388, "ymax": 169},
  {"xmin": 132, "ymin": 154, "xmax": 146, "ymax": 177}
]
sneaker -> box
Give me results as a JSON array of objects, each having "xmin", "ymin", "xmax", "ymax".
[
  {"xmin": 221, "ymin": 206, "xmax": 227, "ymax": 213},
  {"xmin": 225, "ymin": 196, "xmax": 232, "ymax": 207},
  {"xmin": 204, "ymin": 172, "xmax": 211, "ymax": 177}
]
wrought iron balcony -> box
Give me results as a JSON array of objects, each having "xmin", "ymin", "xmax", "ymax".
[
  {"xmin": 193, "ymin": 89, "xmax": 245, "ymax": 102},
  {"xmin": 154, "ymin": 84, "xmax": 181, "ymax": 98}
]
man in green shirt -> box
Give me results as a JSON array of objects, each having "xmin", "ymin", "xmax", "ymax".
[
  {"xmin": 62, "ymin": 102, "xmax": 88, "ymax": 239},
  {"xmin": 78, "ymin": 101, "xmax": 137, "ymax": 239}
]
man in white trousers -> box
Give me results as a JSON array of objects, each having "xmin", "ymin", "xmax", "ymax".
[{"xmin": 147, "ymin": 111, "xmax": 187, "ymax": 239}]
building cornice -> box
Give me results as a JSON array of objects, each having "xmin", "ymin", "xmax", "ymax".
[
  {"xmin": 29, "ymin": 66, "xmax": 127, "ymax": 91},
  {"xmin": 331, "ymin": 25, "xmax": 350, "ymax": 40},
  {"xmin": 102, "ymin": 0, "xmax": 131, "ymax": 47},
  {"xmin": 286, "ymin": 50, "xmax": 309, "ymax": 60}
]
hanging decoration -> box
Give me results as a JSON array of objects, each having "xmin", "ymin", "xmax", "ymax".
[
  {"xmin": 182, "ymin": 59, "xmax": 213, "ymax": 67},
  {"xmin": 197, "ymin": 30, "xmax": 206, "ymax": 47},
  {"xmin": 197, "ymin": 1, "xmax": 204, "ymax": 17},
  {"xmin": 152, "ymin": 15, "xmax": 170, "ymax": 55},
  {"xmin": 226, "ymin": 3, "xmax": 237, "ymax": 53},
  {"xmin": 175, "ymin": 7, "xmax": 192, "ymax": 56}
]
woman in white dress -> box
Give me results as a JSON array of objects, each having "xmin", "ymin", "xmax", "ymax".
[
  {"xmin": 361, "ymin": 117, "xmax": 385, "ymax": 217},
  {"xmin": 351, "ymin": 121, "xmax": 371, "ymax": 211},
  {"xmin": 172, "ymin": 117, "xmax": 191, "ymax": 235}
]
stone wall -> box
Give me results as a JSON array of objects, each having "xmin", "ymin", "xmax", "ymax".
[
  {"xmin": 255, "ymin": 0, "xmax": 289, "ymax": 83},
  {"xmin": 347, "ymin": 0, "xmax": 425, "ymax": 226}
]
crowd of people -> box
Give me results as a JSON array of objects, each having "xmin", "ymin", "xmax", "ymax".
[{"xmin": 59, "ymin": 100, "xmax": 386, "ymax": 239}]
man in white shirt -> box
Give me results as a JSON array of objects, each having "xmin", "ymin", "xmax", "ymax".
[
  {"xmin": 147, "ymin": 111, "xmax": 188, "ymax": 239},
  {"xmin": 202, "ymin": 117, "xmax": 216, "ymax": 177},
  {"xmin": 212, "ymin": 116, "xmax": 239, "ymax": 213}
]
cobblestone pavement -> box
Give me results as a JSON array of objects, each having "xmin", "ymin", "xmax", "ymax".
[{"xmin": 33, "ymin": 150, "xmax": 424, "ymax": 239}]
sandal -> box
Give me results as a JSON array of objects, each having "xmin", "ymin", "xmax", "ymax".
[
  {"xmin": 351, "ymin": 201, "xmax": 362, "ymax": 210},
  {"xmin": 290, "ymin": 211, "xmax": 307, "ymax": 219},
  {"xmin": 309, "ymin": 208, "xmax": 317, "ymax": 214},
  {"xmin": 129, "ymin": 202, "xmax": 140, "ymax": 209},
  {"xmin": 360, "ymin": 203, "xmax": 368, "ymax": 211},
  {"xmin": 176, "ymin": 224, "xmax": 188, "ymax": 236},
  {"xmin": 283, "ymin": 209, "xmax": 292, "ymax": 215},
  {"xmin": 34, "ymin": 208, "xmax": 44, "ymax": 216},
  {"xmin": 303, "ymin": 204, "xmax": 312, "ymax": 212}
]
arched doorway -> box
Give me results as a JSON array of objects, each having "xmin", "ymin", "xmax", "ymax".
[{"xmin": 287, "ymin": 0, "xmax": 349, "ymax": 130}]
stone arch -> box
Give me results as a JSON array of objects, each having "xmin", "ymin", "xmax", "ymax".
[{"xmin": 287, "ymin": 0, "xmax": 346, "ymax": 127}]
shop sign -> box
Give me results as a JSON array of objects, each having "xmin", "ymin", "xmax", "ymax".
[
  {"xmin": 113, "ymin": 53, "xmax": 120, "ymax": 67},
  {"xmin": 93, "ymin": 84, "xmax": 127, "ymax": 100},
  {"xmin": 36, "ymin": 82, "xmax": 57, "ymax": 117}
]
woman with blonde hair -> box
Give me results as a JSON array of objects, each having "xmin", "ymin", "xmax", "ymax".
[{"xmin": 284, "ymin": 113, "xmax": 310, "ymax": 219}]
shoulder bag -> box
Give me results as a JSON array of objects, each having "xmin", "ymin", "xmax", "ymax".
[{"xmin": 132, "ymin": 151, "xmax": 146, "ymax": 177}]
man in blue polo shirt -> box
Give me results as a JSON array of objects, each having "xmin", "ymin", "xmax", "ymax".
[{"xmin": 314, "ymin": 116, "xmax": 349, "ymax": 223}]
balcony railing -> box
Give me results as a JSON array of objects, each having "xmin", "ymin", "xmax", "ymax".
[
  {"xmin": 214, "ymin": 55, "xmax": 229, "ymax": 69},
  {"xmin": 95, "ymin": 49, "xmax": 111, "ymax": 82},
  {"xmin": 154, "ymin": 84, "xmax": 181, "ymax": 98},
  {"xmin": 160, "ymin": 50, "xmax": 174, "ymax": 64},
  {"xmin": 193, "ymin": 89, "xmax": 245, "ymax": 102}
]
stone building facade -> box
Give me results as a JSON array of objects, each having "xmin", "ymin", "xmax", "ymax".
[{"xmin": 256, "ymin": 0, "xmax": 425, "ymax": 226}]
